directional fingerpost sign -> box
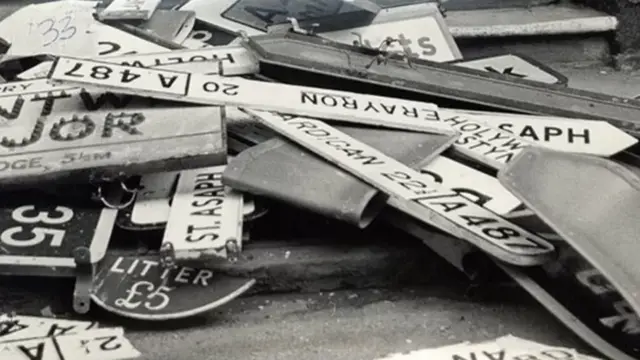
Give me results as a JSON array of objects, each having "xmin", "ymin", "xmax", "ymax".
[
  {"xmin": 450, "ymin": 54, "xmax": 568, "ymax": 86},
  {"xmin": 91, "ymin": 254, "xmax": 256, "ymax": 320}
]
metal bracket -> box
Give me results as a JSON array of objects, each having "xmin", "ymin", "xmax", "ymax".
[
  {"xmin": 73, "ymin": 246, "xmax": 93, "ymax": 314},
  {"xmin": 159, "ymin": 242, "xmax": 177, "ymax": 269}
]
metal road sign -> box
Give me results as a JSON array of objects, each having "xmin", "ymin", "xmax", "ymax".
[
  {"xmin": 457, "ymin": 110, "xmax": 638, "ymax": 156},
  {"xmin": 498, "ymin": 147, "xmax": 640, "ymax": 320},
  {"xmin": 0, "ymin": 189, "xmax": 116, "ymax": 277},
  {"xmin": 91, "ymin": 254, "xmax": 256, "ymax": 320},
  {"xmin": 0, "ymin": 106, "xmax": 226, "ymax": 185},
  {"xmin": 451, "ymin": 54, "xmax": 568, "ymax": 86},
  {"xmin": 46, "ymin": 56, "xmax": 454, "ymax": 135},
  {"xmin": 0, "ymin": 315, "xmax": 97, "ymax": 343},
  {"xmin": 162, "ymin": 165, "xmax": 244, "ymax": 262}
]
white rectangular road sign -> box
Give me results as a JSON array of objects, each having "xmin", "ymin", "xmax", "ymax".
[
  {"xmin": 162, "ymin": 165, "xmax": 244, "ymax": 261},
  {"xmin": 47, "ymin": 56, "xmax": 454, "ymax": 135},
  {"xmin": 131, "ymin": 171, "xmax": 179, "ymax": 225},
  {"xmin": 458, "ymin": 109, "xmax": 638, "ymax": 156},
  {"xmin": 245, "ymin": 109, "xmax": 555, "ymax": 266}
]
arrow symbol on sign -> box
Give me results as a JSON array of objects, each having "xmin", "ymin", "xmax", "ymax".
[{"xmin": 485, "ymin": 66, "xmax": 527, "ymax": 78}]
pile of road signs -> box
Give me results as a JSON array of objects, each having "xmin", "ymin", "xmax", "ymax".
[
  {"xmin": 0, "ymin": 1, "xmax": 639, "ymax": 359},
  {"xmin": 0, "ymin": 314, "xmax": 140, "ymax": 360}
]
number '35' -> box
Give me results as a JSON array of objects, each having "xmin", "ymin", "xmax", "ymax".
[{"xmin": 31, "ymin": 15, "xmax": 77, "ymax": 47}]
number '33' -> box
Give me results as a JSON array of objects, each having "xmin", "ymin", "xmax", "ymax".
[{"xmin": 32, "ymin": 15, "xmax": 77, "ymax": 47}]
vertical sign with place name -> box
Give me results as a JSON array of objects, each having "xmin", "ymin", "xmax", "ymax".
[{"xmin": 162, "ymin": 165, "xmax": 244, "ymax": 262}]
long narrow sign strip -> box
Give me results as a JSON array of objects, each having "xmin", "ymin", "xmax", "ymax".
[
  {"xmin": 162, "ymin": 165, "xmax": 244, "ymax": 262},
  {"xmin": 47, "ymin": 56, "xmax": 455, "ymax": 135},
  {"xmin": 19, "ymin": 44, "xmax": 256, "ymax": 81},
  {"xmin": 245, "ymin": 109, "xmax": 555, "ymax": 266},
  {"xmin": 458, "ymin": 109, "xmax": 638, "ymax": 156}
]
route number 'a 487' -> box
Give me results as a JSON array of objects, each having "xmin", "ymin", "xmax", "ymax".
[{"xmin": 0, "ymin": 205, "xmax": 74, "ymax": 247}]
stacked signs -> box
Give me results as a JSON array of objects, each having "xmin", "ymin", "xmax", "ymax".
[
  {"xmin": 0, "ymin": 315, "xmax": 139, "ymax": 360},
  {"xmin": 0, "ymin": 2, "xmax": 638, "ymax": 360}
]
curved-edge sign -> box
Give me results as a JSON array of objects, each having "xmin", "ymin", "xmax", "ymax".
[{"xmin": 91, "ymin": 254, "xmax": 255, "ymax": 320}]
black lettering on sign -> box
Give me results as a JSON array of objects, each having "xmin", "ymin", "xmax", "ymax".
[
  {"xmin": 353, "ymin": 33, "xmax": 438, "ymax": 58},
  {"xmin": 445, "ymin": 116, "xmax": 527, "ymax": 164},
  {"xmin": 0, "ymin": 97, "xmax": 25, "ymax": 120},
  {"xmin": 600, "ymin": 300, "xmax": 640, "ymax": 335},
  {"xmin": 98, "ymin": 41, "xmax": 137, "ymax": 56},
  {"xmin": 77, "ymin": 91, "xmax": 133, "ymax": 111},
  {"xmin": 0, "ymin": 157, "xmax": 44, "ymax": 172},
  {"xmin": 0, "ymin": 322, "xmax": 28, "ymax": 336},
  {"xmin": 0, "ymin": 112, "xmax": 144, "ymax": 149},
  {"xmin": 499, "ymin": 123, "xmax": 591, "ymax": 145},
  {"xmin": 202, "ymin": 81, "xmax": 240, "ymax": 96},
  {"xmin": 416, "ymin": 196, "xmax": 544, "ymax": 249},
  {"xmin": 101, "ymin": 113, "xmax": 144, "ymax": 138},
  {"xmin": 283, "ymin": 118, "xmax": 386, "ymax": 166},
  {"xmin": 17, "ymin": 342, "xmax": 46, "ymax": 360},
  {"xmin": 419, "ymin": 169, "xmax": 492, "ymax": 207},
  {"xmin": 95, "ymin": 336, "xmax": 122, "ymax": 351},
  {"xmin": 63, "ymin": 62, "xmax": 147, "ymax": 85},
  {"xmin": 0, "ymin": 82, "xmax": 35, "ymax": 93},
  {"xmin": 185, "ymin": 223, "xmax": 220, "ymax": 242},
  {"xmin": 31, "ymin": 91, "xmax": 73, "ymax": 116},
  {"xmin": 575, "ymin": 268, "xmax": 616, "ymax": 295},
  {"xmin": 381, "ymin": 170, "xmax": 435, "ymax": 196},
  {"xmin": 191, "ymin": 172, "xmax": 225, "ymax": 216},
  {"xmin": 109, "ymin": 257, "xmax": 215, "ymax": 286},
  {"xmin": 300, "ymin": 91, "xmax": 439, "ymax": 121},
  {"xmin": 452, "ymin": 351, "xmax": 505, "ymax": 360},
  {"xmin": 46, "ymin": 323, "xmax": 76, "ymax": 337}
]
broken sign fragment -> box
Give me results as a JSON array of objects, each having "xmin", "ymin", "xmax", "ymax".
[
  {"xmin": 498, "ymin": 147, "xmax": 640, "ymax": 321},
  {"xmin": 91, "ymin": 254, "xmax": 255, "ymax": 321}
]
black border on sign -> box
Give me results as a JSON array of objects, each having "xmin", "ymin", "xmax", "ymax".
[
  {"xmin": 0, "ymin": 208, "xmax": 117, "ymax": 277},
  {"xmin": 447, "ymin": 52, "xmax": 569, "ymax": 87}
]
